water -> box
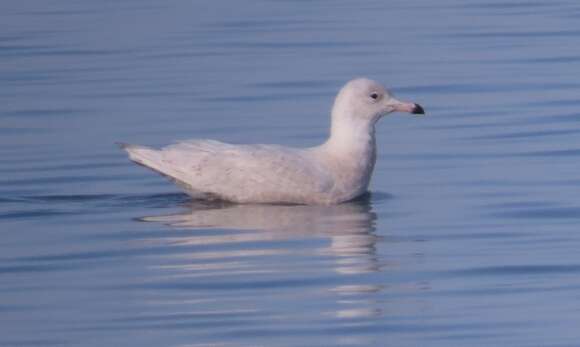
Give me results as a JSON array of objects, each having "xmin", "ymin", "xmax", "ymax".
[{"xmin": 2, "ymin": 0, "xmax": 580, "ymax": 346}]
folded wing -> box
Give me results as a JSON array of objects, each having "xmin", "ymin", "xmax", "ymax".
[{"xmin": 122, "ymin": 140, "xmax": 333, "ymax": 203}]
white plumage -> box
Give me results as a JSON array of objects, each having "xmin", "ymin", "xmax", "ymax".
[{"xmin": 120, "ymin": 78, "xmax": 424, "ymax": 205}]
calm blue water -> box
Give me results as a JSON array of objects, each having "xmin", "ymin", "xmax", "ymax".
[{"xmin": 3, "ymin": 1, "xmax": 580, "ymax": 346}]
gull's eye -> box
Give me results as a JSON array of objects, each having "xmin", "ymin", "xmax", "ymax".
[{"xmin": 370, "ymin": 92, "xmax": 379, "ymax": 100}]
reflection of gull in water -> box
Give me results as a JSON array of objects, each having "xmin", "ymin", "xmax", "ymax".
[
  {"xmin": 141, "ymin": 194, "xmax": 390, "ymax": 321},
  {"xmin": 142, "ymin": 197, "xmax": 374, "ymax": 233},
  {"xmin": 141, "ymin": 194, "xmax": 383, "ymax": 274}
]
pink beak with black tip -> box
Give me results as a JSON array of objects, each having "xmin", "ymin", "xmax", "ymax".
[{"xmin": 390, "ymin": 99, "xmax": 425, "ymax": 115}]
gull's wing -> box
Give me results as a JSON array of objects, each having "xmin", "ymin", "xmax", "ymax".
[{"xmin": 122, "ymin": 140, "xmax": 333, "ymax": 203}]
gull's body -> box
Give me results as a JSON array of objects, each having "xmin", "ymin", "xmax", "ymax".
[{"xmin": 121, "ymin": 78, "xmax": 424, "ymax": 205}]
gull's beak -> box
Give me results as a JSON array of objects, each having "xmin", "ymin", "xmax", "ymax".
[{"xmin": 389, "ymin": 99, "xmax": 425, "ymax": 115}]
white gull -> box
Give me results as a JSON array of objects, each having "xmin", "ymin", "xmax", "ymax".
[{"xmin": 119, "ymin": 78, "xmax": 425, "ymax": 205}]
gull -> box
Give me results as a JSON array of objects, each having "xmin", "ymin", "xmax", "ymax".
[{"xmin": 119, "ymin": 78, "xmax": 425, "ymax": 205}]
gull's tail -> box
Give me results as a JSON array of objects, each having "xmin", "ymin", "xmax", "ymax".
[
  {"xmin": 117, "ymin": 142, "xmax": 186, "ymax": 183},
  {"xmin": 116, "ymin": 142, "xmax": 213, "ymax": 199},
  {"xmin": 117, "ymin": 142, "xmax": 163, "ymax": 171}
]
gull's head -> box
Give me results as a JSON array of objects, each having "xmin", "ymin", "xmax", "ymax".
[{"xmin": 332, "ymin": 78, "xmax": 425, "ymax": 125}]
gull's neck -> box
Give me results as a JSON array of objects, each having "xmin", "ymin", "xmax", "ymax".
[{"xmin": 323, "ymin": 107, "xmax": 377, "ymax": 157}]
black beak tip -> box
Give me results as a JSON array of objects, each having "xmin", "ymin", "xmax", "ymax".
[{"xmin": 412, "ymin": 104, "xmax": 425, "ymax": 115}]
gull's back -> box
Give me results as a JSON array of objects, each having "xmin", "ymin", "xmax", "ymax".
[{"xmin": 122, "ymin": 140, "xmax": 335, "ymax": 204}]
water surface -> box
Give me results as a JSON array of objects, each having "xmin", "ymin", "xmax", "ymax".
[{"xmin": 3, "ymin": 1, "xmax": 580, "ymax": 346}]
